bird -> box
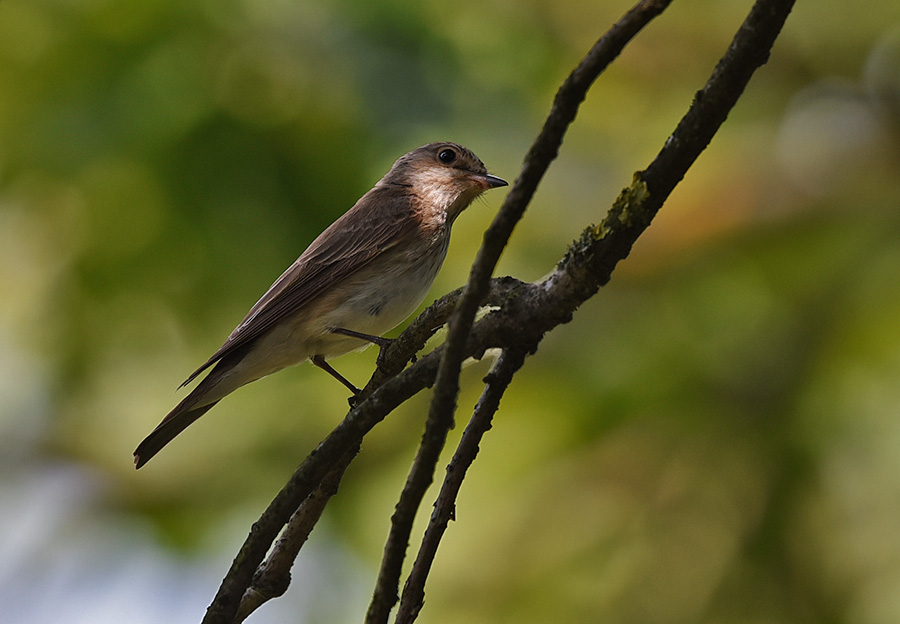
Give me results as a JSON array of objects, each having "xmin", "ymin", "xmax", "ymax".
[{"xmin": 133, "ymin": 142, "xmax": 507, "ymax": 468}]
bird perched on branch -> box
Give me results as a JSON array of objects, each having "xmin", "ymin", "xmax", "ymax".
[{"xmin": 134, "ymin": 142, "xmax": 507, "ymax": 468}]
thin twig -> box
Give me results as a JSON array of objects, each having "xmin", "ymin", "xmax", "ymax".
[
  {"xmin": 234, "ymin": 446, "xmax": 359, "ymax": 622},
  {"xmin": 363, "ymin": 412, "xmax": 449, "ymax": 624},
  {"xmin": 394, "ymin": 348, "xmax": 529, "ymax": 624}
]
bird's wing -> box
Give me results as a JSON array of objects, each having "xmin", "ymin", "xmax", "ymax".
[{"xmin": 181, "ymin": 189, "xmax": 417, "ymax": 387}]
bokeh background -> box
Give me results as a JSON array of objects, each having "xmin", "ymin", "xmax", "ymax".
[{"xmin": 3, "ymin": 0, "xmax": 900, "ymax": 622}]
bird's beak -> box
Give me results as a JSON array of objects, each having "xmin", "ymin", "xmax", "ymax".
[{"xmin": 476, "ymin": 173, "xmax": 508, "ymax": 189}]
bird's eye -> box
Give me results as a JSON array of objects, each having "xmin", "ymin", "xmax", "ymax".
[{"xmin": 438, "ymin": 148, "xmax": 457, "ymax": 164}]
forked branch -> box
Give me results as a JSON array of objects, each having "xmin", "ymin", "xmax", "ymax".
[{"xmin": 201, "ymin": 0, "xmax": 796, "ymax": 621}]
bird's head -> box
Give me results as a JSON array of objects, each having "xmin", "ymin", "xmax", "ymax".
[{"xmin": 381, "ymin": 142, "xmax": 507, "ymax": 222}]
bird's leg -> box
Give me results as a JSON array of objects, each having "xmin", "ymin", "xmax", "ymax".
[
  {"xmin": 329, "ymin": 327, "xmax": 400, "ymax": 369},
  {"xmin": 329, "ymin": 327, "xmax": 394, "ymax": 349},
  {"xmin": 311, "ymin": 354, "xmax": 361, "ymax": 402}
]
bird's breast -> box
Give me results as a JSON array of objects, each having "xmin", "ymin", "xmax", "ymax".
[{"xmin": 311, "ymin": 231, "xmax": 452, "ymax": 355}]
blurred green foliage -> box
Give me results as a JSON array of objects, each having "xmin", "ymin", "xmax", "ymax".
[{"xmin": 3, "ymin": 0, "xmax": 900, "ymax": 622}]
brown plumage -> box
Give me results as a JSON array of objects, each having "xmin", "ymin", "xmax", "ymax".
[{"xmin": 134, "ymin": 142, "xmax": 506, "ymax": 468}]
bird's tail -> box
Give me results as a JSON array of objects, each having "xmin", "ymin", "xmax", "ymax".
[
  {"xmin": 135, "ymin": 343, "xmax": 255, "ymax": 468},
  {"xmin": 133, "ymin": 392, "xmax": 219, "ymax": 469}
]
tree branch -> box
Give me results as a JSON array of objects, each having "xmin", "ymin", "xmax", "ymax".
[
  {"xmin": 233, "ymin": 445, "xmax": 359, "ymax": 622},
  {"xmin": 394, "ymin": 347, "xmax": 529, "ymax": 624},
  {"xmin": 202, "ymin": 281, "xmax": 524, "ymax": 624},
  {"xmin": 426, "ymin": 0, "xmax": 674, "ymax": 453},
  {"xmin": 366, "ymin": 3, "xmax": 674, "ymax": 621},
  {"xmin": 201, "ymin": 0, "xmax": 795, "ymax": 621}
]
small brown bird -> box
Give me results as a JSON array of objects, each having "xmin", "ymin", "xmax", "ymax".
[{"xmin": 134, "ymin": 142, "xmax": 507, "ymax": 468}]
